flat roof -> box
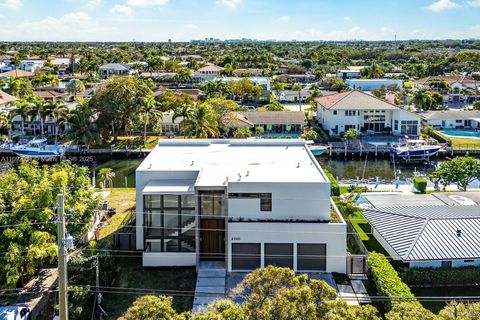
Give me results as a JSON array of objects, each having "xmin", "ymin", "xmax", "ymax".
[
  {"xmin": 143, "ymin": 179, "xmax": 196, "ymax": 194},
  {"xmin": 137, "ymin": 139, "xmax": 328, "ymax": 186}
]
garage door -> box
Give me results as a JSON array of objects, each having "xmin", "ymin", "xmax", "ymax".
[
  {"xmin": 264, "ymin": 243, "xmax": 293, "ymax": 268},
  {"xmin": 297, "ymin": 244, "xmax": 326, "ymax": 271},
  {"xmin": 232, "ymin": 243, "xmax": 261, "ymax": 271}
]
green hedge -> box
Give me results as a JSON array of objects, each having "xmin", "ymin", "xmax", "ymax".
[
  {"xmin": 309, "ymin": 120, "xmax": 329, "ymax": 143},
  {"xmin": 421, "ymin": 126, "xmax": 451, "ymax": 144},
  {"xmin": 368, "ymin": 252, "xmax": 420, "ymax": 311},
  {"xmin": 399, "ymin": 267, "xmax": 480, "ymax": 286},
  {"xmin": 324, "ymin": 168, "xmax": 340, "ymax": 196},
  {"xmin": 413, "ymin": 177, "xmax": 427, "ymax": 193}
]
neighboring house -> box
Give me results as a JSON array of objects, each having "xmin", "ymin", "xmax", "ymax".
[
  {"xmin": 153, "ymin": 86, "xmax": 204, "ymax": 101},
  {"xmin": 99, "ymin": 63, "xmax": 132, "ymax": 79},
  {"xmin": 181, "ymin": 55, "xmax": 205, "ymax": 63},
  {"xmin": 0, "ymin": 58, "xmax": 14, "ymax": 72},
  {"xmin": 51, "ymin": 57, "xmax": 80, "ymax": 72},
  {"xmin": 315, "ymin": 90, "xmax": 421, "ymax": 136},
  {"xmin": 415, "ymin": 75, "xmax": 478, "ymax": 104},
  {"xmin": 193, "ymin": 64, "xmax": 223, "ymax": 83},
  {"xmin": 140, "ymin": 72, "xmax": 177, "ymax": 81},
  {"xmin": 346, "ymin": 79, "xmax": 404, "ymax": 91},
  {"xmin": 33, "ymin": 90, "xmax": 67, "ymax": 101},
  {"xmin": 230, "ymin": 111, "xmax": 307, "ymax": 135},
  {"xmin": 234, "ymin": 68, "xmax": 264, "ymax": 76},
  {"xmin": 336, "ymin": 66, "xmax": 367, "ymax": 80},
  {"xmin": 363, "ymin": 205, "xmax": 480, "ymax": 268},
  {"xmin": 20, "ymin": 60, "xmax": 45, "ymax": 72},
  {"xmin": 0, "ymin": 69, "xmax": 35, "ymax": 80},
  {"xmin": 159, "ymin": 112, "xmax": 183, "ymax": 134},
  {"xmin": 277, "ymin": 74, "xmax": 316, "ymax": 84},
  {"xmin": 276, "ymin": 89, "xmax": 311, "ymax": 103},
  {"xmin": 218, "ymin": 76, "xmax": 271, "ymax": 102},
  {"xmin": 135, "ymin": 139, "xmax": 346, "ymax": 273},
  {"xmin": 0, "ymin": 90, "xmax": 17, "ymax": 107},
  {"xmin": 421, "ymin": 110, "xmax": 480, "ymax": 129}
]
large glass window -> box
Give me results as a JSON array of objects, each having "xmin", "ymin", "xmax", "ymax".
[
  {"xmin": 200, "ymin": 191, "xmax": 225, "ymax": 217},
  {"xmin": 144, "ymin": 194, "xmax": 196, "ymax": 252},
  {"xmin": 400, "ymin": 120, "xmax": 418, "ymax": 135}
]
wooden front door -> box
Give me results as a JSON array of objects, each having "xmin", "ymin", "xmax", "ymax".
[{"xmin": 200, "ymin": 219, "xmax": 225, "ymax": 261}]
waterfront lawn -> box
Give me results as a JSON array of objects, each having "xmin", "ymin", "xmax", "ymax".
[
  {"xmin": 103, "ymin": 257, "xmax": 196, "ymax": 318},
  {"xmin": 349, "ymin": 211, "xmax": 389, "ymax": 255},
  {"xmin": 98, "ymin": 188, "xmax": 136, "ymax": 241},
  {"xmin": 112, "ymin": 136, "xmax": 159, "ymax": 150},
  {"xmin": 410, "ymin": 285, "xmax": 480, "ymax": 314},
  {"xmin": 449, "ymin": 136, "xmax": 480, "ymax": 149}
]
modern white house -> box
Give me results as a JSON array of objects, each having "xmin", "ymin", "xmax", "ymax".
[
  {"xmin": 336, "ymin": 66, "xmax": 366, "ymax": 80},
  {"xmin": 276, "ymin": 89, "xmax": 311, "ymax": 103},
  {"xmin": 346, "ymin": 79, "xmax": 404, "ymax": 91},
  {"xmin": 363, "ymin": 205, "xmax": 480, "ymax": 268},
  {"xmin": 315, "ymin": 90, "xmax": 422, "ymax": 136},
  {"xmin": 135, "ymin": 139, "xmax": 347, "ymax": 273},
  {"xmin": 193, "ymin": 64, "xmax": 223, "ymax": 83},
  {"xmin": 99, "ymin": 63, "xmax": 133, "ymax": 79},
  {"xmin": 422, "ymin": 110, "xmax": 480, "ymax": 129},
  {"xmin": 20, "ymin": 60, "xmax": 45, "ymax": 72}
]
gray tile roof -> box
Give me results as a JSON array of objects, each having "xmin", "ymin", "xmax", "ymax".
[
  {"xmin": 421, "ymin": 110, "xmax": 480, "ymax": 121},
  {"xmin": 363, "ymin": 205, "xmax": 480, "ymax": 261}
]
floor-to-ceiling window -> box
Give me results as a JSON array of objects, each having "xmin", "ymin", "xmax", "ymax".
[
  {"xmin": 400, "ymin": 120, "xmax": 418, "ymax": 135},
  {"xmin": 144, "ymin": 194, "xmax": 196, "ymax": 252}
]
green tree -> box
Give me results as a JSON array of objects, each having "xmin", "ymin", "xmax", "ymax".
[
  {"xmin": 292, "ymin": 84, "xmax": 303, "ymax": 111},
  {"xmin": 430, "ymin": 156, "xmax": 480, "ymax": 191},
  {"xmin": 0, "ymin": 110, "xmax": 9, "ymax": 132},
  {"xmin": 302, "ymin": 128, "xmax": 318, "ymax": 141},
  {"xmin": 203, "ymin": 79, "xmax": 231, "ymax": 99},
  {"xmin": 45, "ymin": 99, "xmax": 68, "ymax": 144},
  {"xmin": 174, "ymin": 67, "xmax": 192, "ymax": 86},
  {"xmin": 201, "ymin": 97, "xmax": 241, "ymax": 130},
  {"xmin": 66, "ymin": 104, "xmax": 99, "ymax": 147},
  {"xmin": 345, "ymin": 128, "xmax": 357, "ymax": 140},
  {"xmin": 233, "ymin": 127, "xmax": 252, "ymax": 138},
  {"xmin": 139, "ymin": 95, "xmax": 162, "ymax": 145},
  {"xmin": 66, "ymin": 79, "xmax": 86, "ymax": 98},
  {"xmin": 90, "ymin": 77, "xmax": 152, "ymax": 141},
  {"xmin": 255, "ymin": 126, "xmax": 265, "ymax": 137},
  {"xmin": 8, "ymin": 77, "xmax": 33, "ymax": 98},
  {"xmin": 12, "ymin": 98, "xmax": 32, "ymax": 134},
  {"xmin": 119, "ymin": 296, "xmax": 180, "ymax": 320},
  {"xmin": 0, "ymin": 161, "xmax": 100, "ymax": 288},
  {"xmin": 180, "ymin": 104, "xmax": 219, "ymax": 138},
  {"xmin": 323, "ymin": 77, "xmax": 348, "ymax": 92},
  {"xmin": 438, "ymin": 301, "xmax": 480, "ymax": 320},
  {"xmin": 98, "ymin": 167, "xmax": 115, "ymax": 191}
]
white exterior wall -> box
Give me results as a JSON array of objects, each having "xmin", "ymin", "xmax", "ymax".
[
  {"xmin": 135, "ymin": 169, "xmax": 199, "ymax": 250},
  {"xmin": 228, "ymin": 181, "xmax": 331, "ymax": 220},
  {"xmin": 392, "ymin": 109, "xmax": 422, "ymax": 136},
  {"xmin": 409, "ymin": 259, "xmax": 480, "ymax": 269},
  {"xmin": 227, "ymin": 221, "xmax": 347, "ymax": 273},
  {"xmin": 143, "ymin": 252, "xmax": 196, "ymax": 267},
  {"xmin": 426, "ymin": 119, "xmax": 478, "ymax": 129}
]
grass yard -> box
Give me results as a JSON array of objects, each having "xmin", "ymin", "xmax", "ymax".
[
  {"xmin": 348, "ymin": 211, "xmax": 389, "ymax": 255},
  {"xmin": 103, "ymin": 257, "xmax": 197, "ymax": 318},
  {"xmin": 449, "ymin": 136, "xmax": 480, "ymax": 149},
  {"xmin": 98, "ymin": 188, "xmax": 136, "ymax": 241}
]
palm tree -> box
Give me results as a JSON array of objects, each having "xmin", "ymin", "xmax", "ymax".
[
  {"xmin": 174, "ymin": 67, "xmax": 193, "ymax": 87},
  {"xmin": 12, "ymin": 99, "xmax": 31, "ymax": 135},
  {"xmin": 46, "ymin": 99, "xmax": 68, "ymax": 144},
  {"xmin": 0, "ymin": 110, "xmax": 9, "ymax": 132},
  {"xmin": 204, "ymin": 79, "xmax": 230, "ymax": 99},
  {"xmin": 139, "ymin": 95, "xmax": 162, "ymax": 146},
  {"xmin": 65, "ymin": 79, "xmax": 86, "ymax": 98},
  {"xmin": 98, "ymin": 168, "xmax": 115, "ymax": 191},
  {"xmin": 180, "ymin": 104, "xmax": 219, "ymax": 138},
  {"xmin": 29, "ymin": 97, "xmax": 49, "ymax": 138},
  {"xmin": 66, "ymin": 106, "xmax": 99, "ymax": 147},
  {"xmin": 292, "ymin": 84, "xmax": 302, "ymax": 111},
  {"xmin": 411, "ymin": 87, "xmax": 433, "ymax": 111}
]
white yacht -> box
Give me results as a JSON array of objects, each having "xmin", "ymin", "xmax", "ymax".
[{"xmin": 10, "ymin": 139, "xmax": 65, "ymax": 158}]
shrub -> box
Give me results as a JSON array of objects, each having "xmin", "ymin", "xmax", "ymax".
[
  {"xmin": 412, "ymin": 177, "xmax": 427, "ymax": 193},
  {"xmin": 12, "ymin": 135, "xmax": 20, "ymax": 143},
  {"xmin": 324, "ymin": 168, "xmax": 340, "ymax": 196},
  {"xmin": 399, "ymin": 267, "xmax": 480, "ymax": 286},
  {"xmin": 421, "ymin": 126, "xmax": 451, "ymax": 144},
  {"xmin": 367, "ymin": 252, "xmax": 419, "ymax": 311}
]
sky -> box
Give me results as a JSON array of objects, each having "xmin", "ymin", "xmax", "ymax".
[{"xmin": 0, "ymin": 0, "xmax": 479, "ymax": 42}]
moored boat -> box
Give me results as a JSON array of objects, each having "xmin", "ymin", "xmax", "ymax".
[
  {"xmin": 390, "ymin": 139, "xmax": 441, "ymax": 160},
  {"xmin": 10, "ymin": 139, "xmax": 65, "ymax": 158}
]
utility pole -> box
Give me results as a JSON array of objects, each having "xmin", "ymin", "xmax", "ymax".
[
  {"xmin": 57, "ymin": 189, "xmax": 69, "ymax": 320},
  {"xmin": 95, "ymin": 256, "xmax": 100, "ymax": 320}
]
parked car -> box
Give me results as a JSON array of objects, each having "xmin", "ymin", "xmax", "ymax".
[{"xmin": 0, "ymin": 304, "xmax": 31, "ymax": 320}]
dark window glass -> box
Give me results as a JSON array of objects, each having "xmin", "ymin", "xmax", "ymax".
[
  {"xmin": 265, "ymin": 243, "xmax": 293, "ymax": 268},
  {"xmin": 232, "ymin": 243, "xmax": 261, "ymax": 271},
  {"xmin": 441, "ymin": 261, "xmax": 452, "ymax": 268},
  {"xmin": 297, "ymin": 244, "xmax": 327, "ymax": 271},
  {"xmin": 260, "ymin": 193, "xmax": 272, "ymax": 211}
]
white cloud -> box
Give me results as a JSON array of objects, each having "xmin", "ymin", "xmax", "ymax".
[
  {"xmin": 279, "ymin": 16, "xmax": 290, "ymax": 21},
  {"xmin": 465, "ymin": 0, "xmax": 480, "ymax": 6},
  {"xmin": 127, "ymin": 0, "xmax": 168, "ymax": 6},
  {"xmin": 87, "ymin": 0, "xmax": 101, "ymax": 8},
  {"xmin": 218, "ymin": 0, "xmax": 242, "ymax": 8},
  {"xmin": 426, "ymin": 0, "xmax": 458, "ymax": 12},
  {"xmin": 349, "ymin": 26, "xmax": 366, "ymax": 35},
  {"xmin": 343, "ymin": 16, "xmax": 351, "ymax": 21},
  {"xmin": 411, "ymin": 29, "xmax": 426, "ymax": 38},
  {"xmin": 2, "ymin": 0, "xmax": 22, "ymax": 9},
  {"xmin": 380, "ymin": 26, "xmax": 394, "ymax": 33},
  {"xmin": 185, "ymin": 23, "xmax": 198, "ymax": 29},
  {"xmin": 110, "ymin": 4, "xmax": 132, "ymax": 15}
]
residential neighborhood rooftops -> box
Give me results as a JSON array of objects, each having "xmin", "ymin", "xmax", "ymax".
[
  {"xmin": 314, "ymin": 90, "xmax": 399, "ymax": 110},
  {"xmin": 421, "ymin": 110, "xmax": 480, "ymax": 121},
  {"xmin": 137, "ymin": 139, "xmax": 328, "ymax": 186},
  {"xmin": 0, "ymin": 69, "xmax": 35, "ymax": 78},
  {"xmin": 0, "ymin": 90, "xmax": 17, "ymax": 105},
  {"xmin": 197, "ymin": 63, "xmax": 223, "ymax": 72},
  {"xmin": 33, "ymin": 90, "xmax": 66, "ymax": 99},
  {"xmin": 416, "ymin": 75, "xmax": 476, "ymax": 86},
  {"xmin": 239, "ymin": 111, "xmax": 306, "ymax": 125},
  {"xmin": 363, "ymin": 205, "xmax": 480, "ymax": 261},
  {"xmin": 99, "ymin": 63, "xmax": 131, "ymax": 70}
]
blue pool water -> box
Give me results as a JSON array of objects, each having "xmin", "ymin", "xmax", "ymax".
[{"xmin": 440, "ymin": 129, "xmax": 480, "ymax": 139}]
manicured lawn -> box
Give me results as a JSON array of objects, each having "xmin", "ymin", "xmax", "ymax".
[
  {"xmin": 103, "ymin": 257, "xmax": 197, "ymax": 318},
  {"xmin": 411, "ymin": 285, "xmax": 480, "ymax": 314},
  {"xmin": 348, "ymin": 211, "xmax": 389, "ymax": 255},
  {"xmin": 98, "ymin": 188, "xmax": 136, "ymax": 241},
  {"xmin": 449, "ymin": 136, "xmax": 480, "ymax": 149}
]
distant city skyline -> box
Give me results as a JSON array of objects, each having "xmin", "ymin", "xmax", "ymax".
[{"xmin": 0, "ymin": 0, "xmax": 479, "ymax": 42}]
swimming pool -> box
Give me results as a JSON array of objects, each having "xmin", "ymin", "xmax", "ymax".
[{"xmin": 440, "ymin": 129, "xmax": 480, "ymax": 139}]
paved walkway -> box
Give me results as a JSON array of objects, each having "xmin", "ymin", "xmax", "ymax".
[{"xmin": 193, "ymin": 262, "xmax": 226, "ymax": 313}]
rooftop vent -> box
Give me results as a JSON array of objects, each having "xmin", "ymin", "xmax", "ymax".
[
  {"xmin": 297, "ymin": 162, "xmax": 300, "ymax": 168},
  {"xmin": 190, "ymin": 160, "xmax": 194, "ymax": 166},
  {"xmin": 147, "ymin": 163, "xmax": 152, "ymax": 169},
  {"xmin": 245, "ymin": 171, "xmax": 250, "ymax": 177},
  {"xmin": 457, "ymin": 229, "xmax": 462, "ymax": 237},
  {"xmin": 237, "ymin": 173, "xmax": 242, "ymax": 181}
]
